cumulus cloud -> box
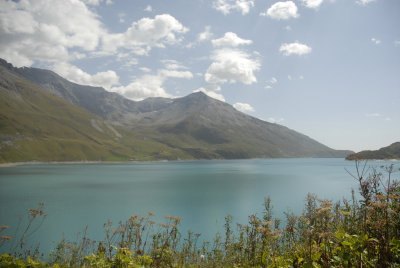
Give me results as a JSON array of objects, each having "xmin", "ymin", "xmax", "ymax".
[
  {"xmin": 53, "ymin": 62, "xmax": 119, "ymax": 90},
  {"xmin": 213, "ymin": 0, "xmax": 255, "ymax": 15},
  {"xmin": 82, "ymin": 0, "xmax": 113, "ymax": 5},
  {"xmin": 161, "ymin": 59, "xmax": 188, "ymax": 70},
  {"xmin": 139, "ymin": 67, "xmax": 151, "ymax": 72},
  {"xmin": 212, "ymin": 32, "xmax": 252, "ymax": 47},
  {"xmin": 233, "ymin": 102, "xmax": 255, "ymax": 113},
  {"xmin": 302, "ymin": 0, "xmax": 324, "ymax": 9},
  {"xmin": 194, "ymin": 85, "xmax": 225, "ymax": 102},
  {"xmin": 144, "ymin": 5, "xmax": 152, "ymax": 12},
  {"xmin": 260, "ymin": 1, "xmax": 299, "ymax": 20},
  {"xmin": 198, "ymin": 26, "xmax": 213, "ymax": 42},
  {"xmin": 0, "ymin": 0, "xmax": 189, "ymax": 73},
  {"xmin": 371, "ymin": 38, "xmax": 381, "ymax": 45},
  {"xmin": 205, "ymin": 49, "xmax": 260, "ymax": 84},
  {"xmin": 0, "ymin": 0, "xmax": 105, "ymax": 66},
  {"xmin": 110, "ymin": 61, "xmax": 193, "ymax": 100},
  {"xmin": 280, "ymin": 42, "xmax": 312, "ymax": 56},
  {"xmin": 110, "ymin": 75, "xmax": 170, "ymax": 101},
  {"xmin": 102, "ymin": 14, "xmax": 188, "ymax": 56}
]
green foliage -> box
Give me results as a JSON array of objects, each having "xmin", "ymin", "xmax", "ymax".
[{"xmin": 1, "ymin": 162, "xmax": 399, "ymax": 267}]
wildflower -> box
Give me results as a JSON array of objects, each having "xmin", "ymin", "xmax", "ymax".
[
  {"xmin": 0, "ymin": 235, "xmax": 12, "ymax": 240},
  {"xmin": 159, "ymin": 223, "xmax": 169, "ymax": 229}
]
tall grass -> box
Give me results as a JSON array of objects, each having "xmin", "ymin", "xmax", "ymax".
[{"xmin": 1, "ymin": 161, "xmax": 399, "ymax": 267}]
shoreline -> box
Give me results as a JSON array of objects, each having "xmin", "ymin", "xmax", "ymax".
[{"xmin": 1, "ymin": 158, "xmax": 399, "ymax": 168}]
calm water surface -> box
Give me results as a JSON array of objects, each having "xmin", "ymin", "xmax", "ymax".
[{"xmin": 0, "ymin": 158, "xmax": 396, "ymax": 253}]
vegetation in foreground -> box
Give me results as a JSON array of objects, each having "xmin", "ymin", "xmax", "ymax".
[{"xmin": 1, "ymin": 162, "xmax": 399, "ymax": 267}]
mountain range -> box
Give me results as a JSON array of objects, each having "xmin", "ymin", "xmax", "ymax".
[{"xmin": 0, "ymin": 59, "xmax": 353, "ymax": 162}]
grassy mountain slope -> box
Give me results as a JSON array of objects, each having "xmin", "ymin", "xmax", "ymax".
[
  {"xmin": 0, "ymin": 63, "xmax": 190, "ymax": 162},
  {"xmin": 346, "ymin": 142, "xmax": 400, "ymax": 160},
  {"xmin": 0, "ymin": 59, "xmax": 353, "ymax": 161},
  {"xmin": 136, "ymin": 92, "xmax": 353, "ymax": 159}
]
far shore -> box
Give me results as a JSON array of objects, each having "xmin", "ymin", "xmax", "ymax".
[
  {"xmin": 0, "ymin": 160, "xmax": 165, "ymax": 168},
  {"xmin": 1, "ymin": 158, "xmax": 399, "ymax": 168}
]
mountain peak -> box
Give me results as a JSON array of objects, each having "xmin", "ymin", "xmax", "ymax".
[
  {"xmin": 185, "ymin": 91, "xmax": 209, "ymax": 100},
  {"xmin": 0, "ymin": 58, "xmax": 15, "ymax": 70}
]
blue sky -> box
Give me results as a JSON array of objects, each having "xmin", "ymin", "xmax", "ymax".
[{"xmin": 1, "ymin": 0, "xmax": 399, "ymax": 152}]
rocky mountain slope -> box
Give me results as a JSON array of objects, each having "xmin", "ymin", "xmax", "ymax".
[
  {"xmin": 0, "ymin": 59, "xmax": 353, "ymax": 162},
  {"xmin": 0, "ymin": 61, "xmax": 190, "ymax": 162}
]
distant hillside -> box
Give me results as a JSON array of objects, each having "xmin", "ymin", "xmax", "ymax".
[
  {"xmin": 346, "ymin": 142, "xmax": 400, "ymax": 160},
  {"xmin": 0, "ymin": 61, "xmax": 191, "ymax": 162},
  {"xmin": 0, "ymin": 59, "xmax": 353, "ymax": 162}
]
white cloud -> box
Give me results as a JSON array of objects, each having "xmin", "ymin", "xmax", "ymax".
[
  {"xmin": 0, "ymin": 2, "xmax": 188, "ymax": 69},
  {"xmin": 356, "ymin": 0, "xmax": 376, "ymax": 5},
  {"xmin": 365, "ymin": 113, "xmax": 392, "ymax": 121},
  {"xmin": 161, "ymin": 59, "xmax": 188, "ymax": 70},
  {"xmin": 285, "ymin": 26, "xmax": 292, "ymax": 31},
  {"xmin": 159, "ymin": 69, "xmax": 193, "ymax": 79},
  {"xmin": 53, "ymin": 62, "xmax": 119, "ymax": 90},
  {"xmin": 266, "ymin": 117, "xmax": 284, "ymax": 124},
  {"xmin": 198, "ymin": 26, "xmax": 213, "ymax": 42},
  {"xmin": 110, "ymin": 75, "xmax": 170, "ymax": 101},
  {"xmin": 280, "ymin": 42, "xmax": 312, "ymax": 56},
  {"xmin": 265, "ymin": 77, "xmax": 278, "ymax": 88},
  {"xmin": 144, "ymin": 5, "xmax": 152, "ymax": 12},
  {"xmin": 139, "ymin": 67, "xmax": 151, "ymax": 73},
  {"xmin": 395, "ymin": 40, "xmax": 400, "ymax": 47},
  {"xmin": 371, "ymin": 38, "xmax": 381, "ymax": 45},
  {"xmin": 302, "ymin": 0, "xmax": 324, "ymax": 9},
  {"xmin": 233, "ymin": 102, "xmax": 255, "ymax": 113},
  {"xmin": 205, "ymin": 48, "xmax": 260, "ymax": 84},
  {"xmin": 102, "ymin": 14, "xmax": 188, "ymax": 56},
  {"xmin": 0, "ymin": 0, "xmax": 105, "ymax": 67},
  {"xmin": 194, "ymin": 85, "xmax": 225, "ymax": 102},
  {"xmin": 260, "ymin": 1, "xmax": 299, "ymax": 20},
  {"xmin": 212, "ymin": 0, "xmax": 255, "ymax": 15},
  {"xmin": 287, "ymin": 75, "xmax": 304, "ymax": 80},
  {"xmin": 82, "ymin": 0, "xmax": 113, "ymax": 6},
  {"xmin": 212, "ymin": 32, "xmax": 252, "ymax": 47},
  {"xmin": 110, "ymin": 63, "xmax": 193, "ymax": 100},
  {"xmin": 118, "ymin": 13, "xmax": 126, "ymax": 23}
]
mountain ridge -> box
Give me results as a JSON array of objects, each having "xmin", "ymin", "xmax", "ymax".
[{"xmin": 0, "ymin": 59, "xmax": 353, "ymax": 161}]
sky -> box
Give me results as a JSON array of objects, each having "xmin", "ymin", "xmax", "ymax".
[{"xmin": 0, "ymin": 0, "xmax": 399, "ymax": 152}]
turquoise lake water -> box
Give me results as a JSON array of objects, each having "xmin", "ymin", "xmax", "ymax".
[{"xmin": 0, "ymin": 158, "xmax": 397, "ymax": 254}]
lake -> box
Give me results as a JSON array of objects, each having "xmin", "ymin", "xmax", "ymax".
[{"xmin": 0, "ymin": 158, "xmax": 396, "ymax": 254}]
